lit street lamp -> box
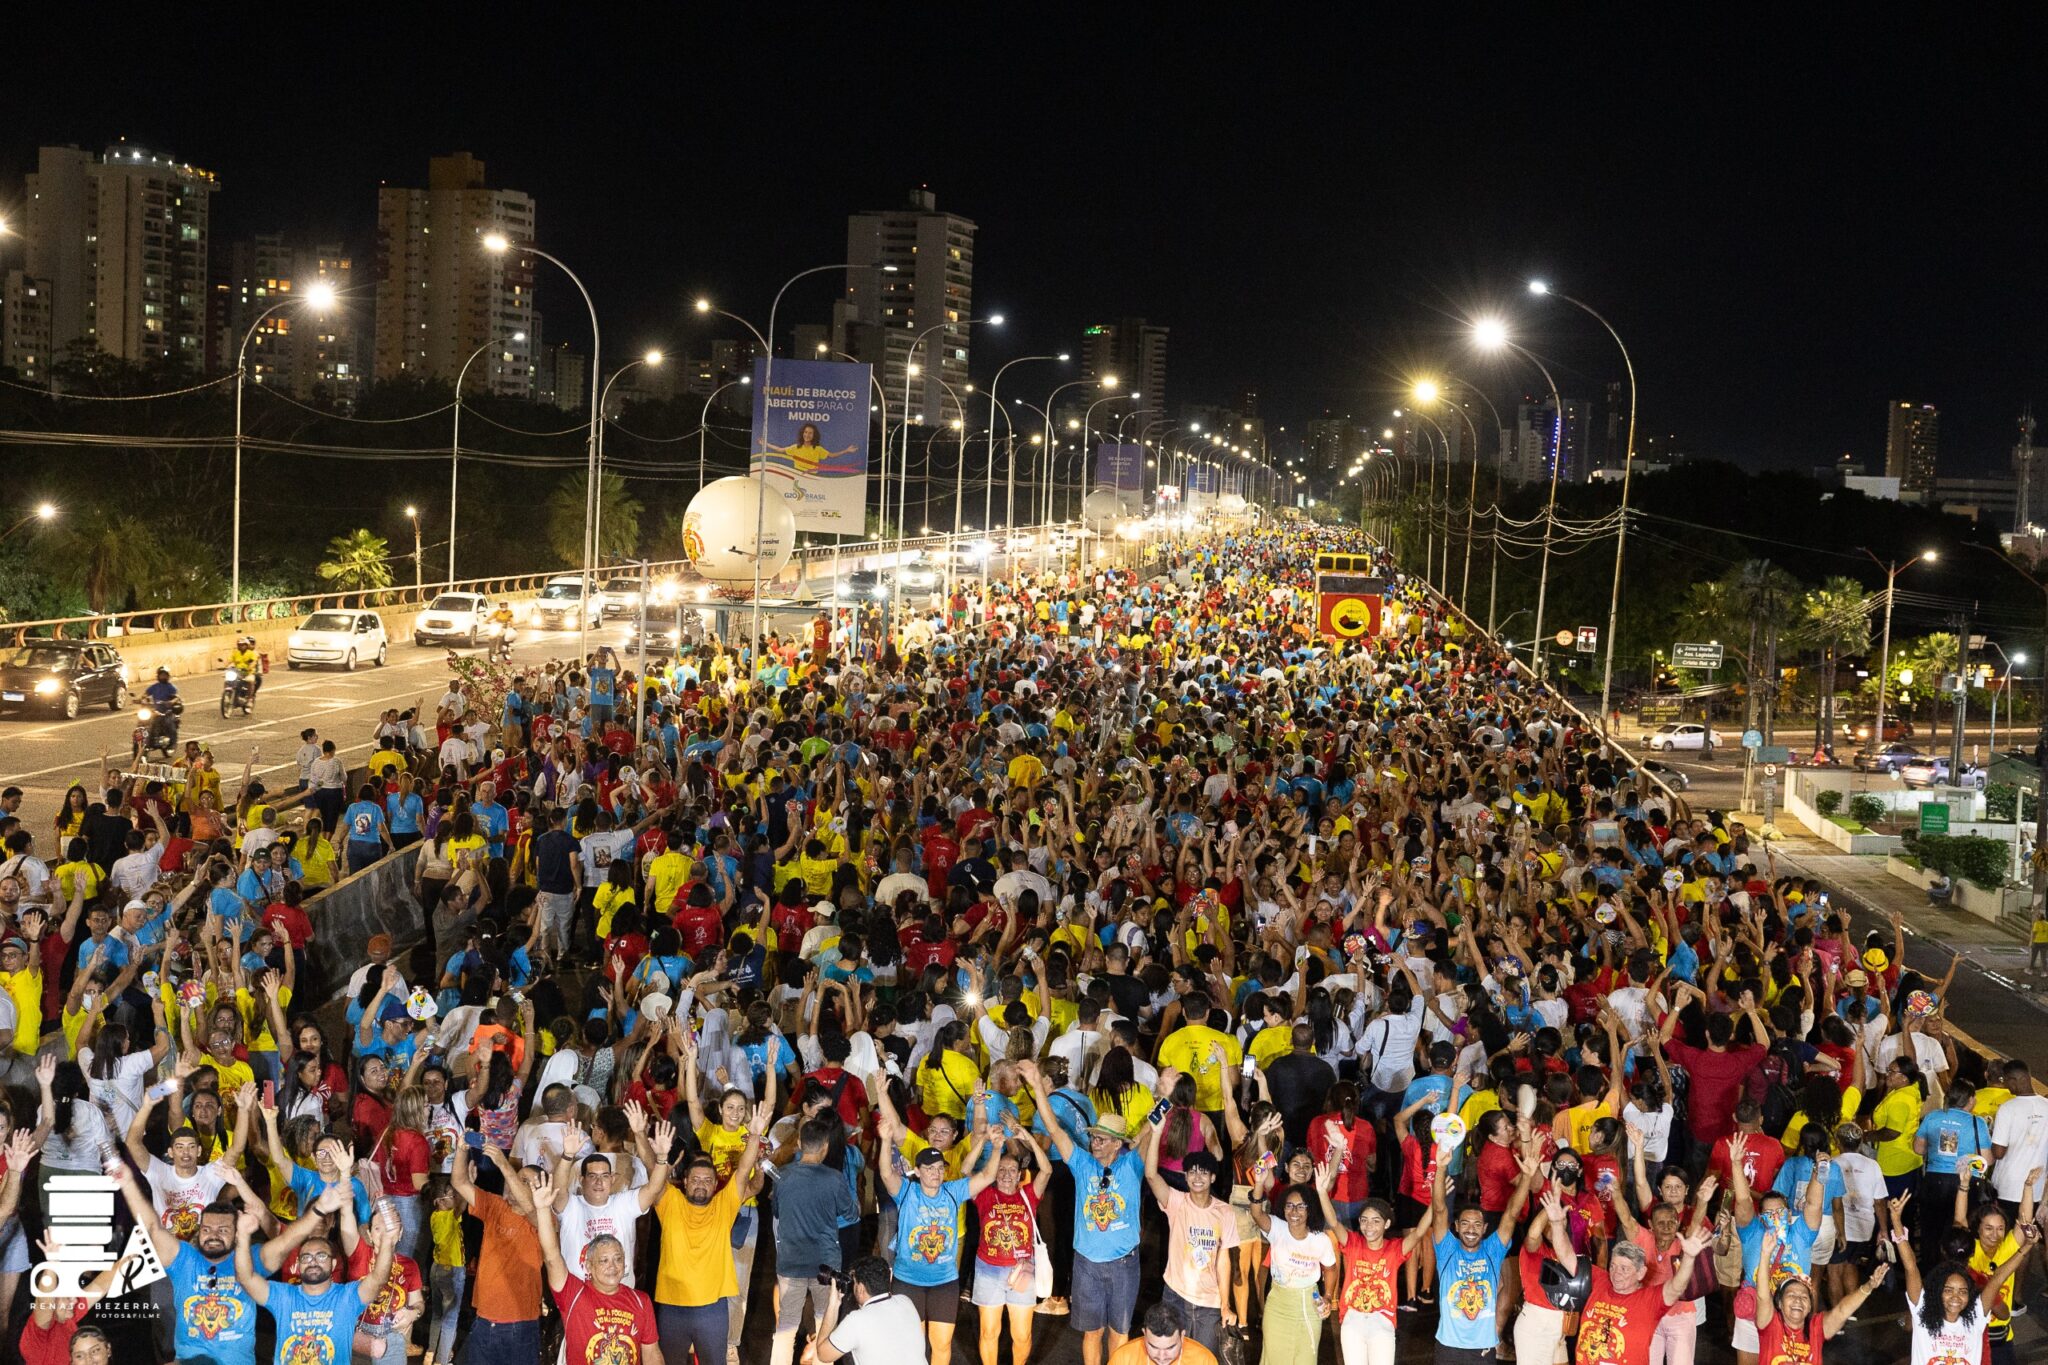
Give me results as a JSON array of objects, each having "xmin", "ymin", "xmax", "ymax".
[
  {"xmin": 233, "ymin": 280, "xmax": 339, "ymax": 609},
  {"xmin": 1529, "ymin": 279, "xmax": 1640, "ymax": 742},
  {"xmin": 595, "ymin": 349, "xmax": 666, "ymax": 568},
  {"xmin": 1472, "ymin": 316, "xmax": 1567, "ymax": 678},
  {"xmin": 485, "ymin": 232, "xmax": 599, "ymax": 655},
  {"xmin": 1865, "ymin": 547, "xmax": 1938, "ymax": 750},
  {"xmin": 0, "ymin": 502, "xmax": 57, "ymax": 544},
  {"xmin": 404, "ymin": 506, "xmax": 422, "ymax": 591}
]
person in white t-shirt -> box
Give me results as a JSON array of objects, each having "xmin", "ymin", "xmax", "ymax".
[
  {"xmin": 127, "ymin": 1113, "xmax": 227, "ymax": 1240},
  {"xmin": 550, "ymin": 1117, "xmax": 674, "ymax": 1286},
  {"xmin": 1989, "ymin": 1060, "xmax": 2048, "ymax": 1212},
  {"xmin": 817, "ymin": 1255, "xmax": 926, "ymax": 1365}
]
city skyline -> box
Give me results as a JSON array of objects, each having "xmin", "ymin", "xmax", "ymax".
[{"xmin": 3, "ymin": 15, "xmax": 2046, "ymax": 481}]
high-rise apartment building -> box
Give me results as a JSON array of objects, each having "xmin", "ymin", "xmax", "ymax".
[
  {"xmin": 1081, "ymin": 317, "xmax": 1168, "ymax": 435},
  {"xmin": 1306, "ymin": 415, "xmax": 1368, "ymax": 468},
  {"xmin": 832, "ymin": 188, "xmax": 976, "ymax": 429},
  {"xmin": 208, "ymin": 236, "xmax": 362, "ymax": 411},
  {"xmin": 2, "ymin": 143, "xmax": 218, "ymax": 380},
  {"xmin": 1884, "ymin": 400, "xmax": 1940, "ymax": 496},
  {"xmin": 1511, "ymin": 397, "xmax": 1590, "ymax": 484},
  {"xmin": 373, "ymin": 153, "xmax": 535, "ymax": 398}
]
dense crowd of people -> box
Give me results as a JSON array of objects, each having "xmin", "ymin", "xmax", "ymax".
[{"xmin": 0, "ymin": 518, "xmax": 2043, "ymax": 1365}]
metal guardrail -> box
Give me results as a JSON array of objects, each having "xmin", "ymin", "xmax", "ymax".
[{"xmin": 0, "ymin": 524, "xmax": 1080, "ymax": 646}]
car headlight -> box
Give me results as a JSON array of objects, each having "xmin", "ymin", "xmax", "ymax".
[{"xmin": 33, "ymin": 679, "xmax": 59, "ymax": 695}]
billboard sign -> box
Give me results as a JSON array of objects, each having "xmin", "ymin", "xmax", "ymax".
[
  {"xmin": 1093, "ymin": 443, "xmax": 1143, "ymax": 493},
  {"xmin": 749, "ymin": 357, "xmax": 872, "ymax": 532}
]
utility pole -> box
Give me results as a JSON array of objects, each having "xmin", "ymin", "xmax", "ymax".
[{"xmin": 1950, "ymin": 606, "xmax": 1973, "ymax": 778}]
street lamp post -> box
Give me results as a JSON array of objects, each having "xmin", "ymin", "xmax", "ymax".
[
  {"xmin": 1530, "ymin": 281, "xmax": 1640, "ymax": 744},
  {"xmin": 984, "ymin": 352, "xmax": 1067, "ymax": 578},
  {"xmin": 232, "ymin": 281, "xmax": 339, "ymax": 609},
  {"xmin": 450, "ymin": 331, "xmax": 526, "ymax": 584},
  {"xmin": 746, "ymin": 264, "xmax": 881, "ymax": 668},
  {"xmin": 696, "ymin": 376, "xmax": 751, "ymax": 490},
  {"xmin": 1865, "ymin": 548, "xmax": 1938, "ymax": 752},
  {"xmin": 404, "ymin": 506, "xmax": 422, "ymax": 592},
  {"xmin": 1472, "ymin": 318, "xmax": 1566, "ymax": 678},
  {"xmin": 900, "ymin": 314, "xmax": 1002, "ymax": 541},
  {"xmin": 595, "ymin": 350, "xmax": 665, "ymax": 571},
  {"xmin": 485, "ymin": 234, "xmax": 598, "ymax": 656}
]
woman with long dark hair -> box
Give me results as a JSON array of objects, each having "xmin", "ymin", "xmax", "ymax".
[{"xmin": 32, "ymin": 1055, "xmax": 109, "ymax": 1221}]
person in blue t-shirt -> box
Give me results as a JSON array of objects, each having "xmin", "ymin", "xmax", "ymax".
[
  {"xmin": 1024, "ymin": 1060, "xmax": 1149, "ymax": 1362},
  {"xmin": 1731, "ymin": 1132, "xmax": 1825, "ymax": 1308},
  {"xmin": 115, "ymin": 1159, "xmax": 345, "ymax": 1365},
  {"xmin": 233, "ymin": 1194, "xmax": 399, "ymax": 1363},
  {"xmin": 338, "ymin": 784, "xmax": 393, "ymax": 874},
  {"xmin": 1430, "ymin": 1134, "xmax": 1536, "ymax": 1353},
  {"xmin": 877, "ymin": 1115, "xmax": 997, "ymax": 1364}
]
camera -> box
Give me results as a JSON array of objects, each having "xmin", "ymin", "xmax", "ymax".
[{"xmin": 816, "ymin": 1266, "xmax": 854, "ymax": 1293}]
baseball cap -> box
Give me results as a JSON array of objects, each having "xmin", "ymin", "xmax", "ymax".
[
  {"xmin": 378, "ymin": 998, "xmax": 410, "ymax": 1024},
  {"xmin": 368, "ymin": 934, "xmax": 393, "ymax": 956},
  {"xmin": 0, "ymin": 938, "xmax": 25, "ymax": 956},
  {"xmin": 913, "ymin": 1147, "xmax": 947, "ymax": 1169}
]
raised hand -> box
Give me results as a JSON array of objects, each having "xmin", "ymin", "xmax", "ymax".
[
  {"xmin": 623, "ymin": 1100, "xmax": 648, "ymax": 1134},
  {"xmin": 651, "ymin": 1120, "xmax": 676, "ymax": 1157},
  {"xmin": 561, "ymin": 1126, "xmax": 588, "ymax": 1160},
  {"xmin": 748, "ymin": 1101, "xmax": 772, "ymax": 1137}
]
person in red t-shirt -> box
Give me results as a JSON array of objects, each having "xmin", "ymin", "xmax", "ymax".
[
  {"xmin": 1307, "ymin": 1086, "xmax": 1379, "ymax": 1215},
  {"xmin": 1316, "ymin": 1188, "xmax": 1431, "ymax": 1361},
  {"xmin": 921, "ymin": 826, "xmax": 960, "ymax": 899},
  {"xmin": 671, "ymin": 887, "xmax": 725, "ymax": 960},
  {"xmin": 1750, "ymin": 1223, "xmax": 1886, "ymax": 1365},
  {"xmin": 1538, "ymin": 1184, "xmax": 1712, "ymax": 1365},
  {"xmin": 1707, "ymin": 1104, "xmax": 1784, "ymax": 1197},
  {"xmin": 533, "ymin": 1169, "xmax": 659, "ymax": 1365},
  {"xmin": 1658, "ymin": 983, "xmax": 1769, "ymax": 1146}
]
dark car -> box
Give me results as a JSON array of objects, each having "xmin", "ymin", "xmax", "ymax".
[{"xmin": 0, "ymin": 641, "xmax": 130, "ymax": 719}]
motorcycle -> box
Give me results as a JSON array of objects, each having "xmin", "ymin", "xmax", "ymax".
[
  {"xmin": 488, "ymin": 624, "xmax": 517, "ymax": 665},
  {"xmin": 220, "ymin": 666, "xmax": 256, "ymax": 718},
  {"xmin": 131, "ymin": 698, "xmax": 183, "ymax": 760}
]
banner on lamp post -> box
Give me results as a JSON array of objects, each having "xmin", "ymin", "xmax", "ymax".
[{"xmin": 749, "ymin": 357, "xmax": 872, "ymax": 532}]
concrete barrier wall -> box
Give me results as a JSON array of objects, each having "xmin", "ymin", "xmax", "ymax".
[{"xmin": 303, "ymin": 843, "xmax": 426, "ymax": 1004}]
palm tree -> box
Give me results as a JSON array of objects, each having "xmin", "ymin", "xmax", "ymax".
[
  {"xmin": 1684, "ymin": 560, "xmax": 1803, "ymax": 740},
  {"xmin": 316, "ymin": 530, "xmax": 393, "ymax": 592},
  {"xmin": 1792, "ymin": 575, "xmax": 1875, "ymax": 752},
  {"xmin": 48, "ymin": 508, "xmax": 166, "ymax": 614},
  {"xmin": 546, "ymin": 472, "xmax": 644, "ymax": 568},
  {"xmin": 1894, "ymin": 632, "xmax": 1960, "ymax": 747}
]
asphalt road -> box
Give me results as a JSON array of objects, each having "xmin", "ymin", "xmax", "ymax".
[
  {"xmin": 0, "ymin": 606, "xmax": 827, "ymax": 816},
  {"xmin": 1610, "ymin": 736, "xmax": 2048, "ymax": 1076}
]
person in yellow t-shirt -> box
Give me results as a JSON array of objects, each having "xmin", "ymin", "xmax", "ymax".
[
  {"xmin": 52, "ymin": 846, "xmax": 103, "ymax": 906},
  {"xmin": 1156, "ymin": 999, "xmax": 1243, "ymax": 1114},
  {"xmin": 644, "ymin": 843, "xmax": 692, "ymax": 915}
]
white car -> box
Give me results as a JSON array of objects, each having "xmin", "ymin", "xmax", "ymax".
[
  {"xmin": 528, "ymin": 576, "xmax": 605, "ymax": 630},
  {"xmin": 287, "ymin": 610, "xmax": 387, "ymax": 670},
  {"xmin": 1901, "ymin": 757, "xmax": 1986, "ymax": 790},
  {"xmin": 413, "ymin": 592, "xmax": 500, "ymax": 647},
  {"xmin": 1641, "ymin": 722, "xmax": 1724, "ymax": 752},
  {"xmin": 600, "ymin": 577, "xmax": 643, "ymax": 619}
]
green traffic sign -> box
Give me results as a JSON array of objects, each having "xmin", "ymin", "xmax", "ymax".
[{"xmin": 1919, "ymin": 803, "xmax": 1949, "ymax": 835}]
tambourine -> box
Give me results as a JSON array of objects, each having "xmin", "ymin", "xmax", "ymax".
[
  {"xmin": 1431, "ymin": 1114, "xmax": 1467, "ymax": 1149},
  {"xmin": 406, "ymin": 988, "xmax": 438, "ymax": 1021},
  {"xmin": 177, "ymin": 979, "xmax": 206, "ymax": 1009}
]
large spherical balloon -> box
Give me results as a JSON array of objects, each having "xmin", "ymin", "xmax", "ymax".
[
  {"xmin": 682, "ymin": 476, "xmax": 796, "ymax": 591},
  {"xmin": 1081, "ymin": 488, "xmax": 1126, "ymax": 532}
]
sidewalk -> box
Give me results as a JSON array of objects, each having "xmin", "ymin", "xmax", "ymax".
[{"xmin": 1737, "ymin": 806, "xmax": 2048, "ymax": 1071}]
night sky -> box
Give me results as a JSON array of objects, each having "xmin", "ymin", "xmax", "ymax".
[{"xmin": 9, "ymin": 12, "xmax": 2048, "ymax": 475}]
